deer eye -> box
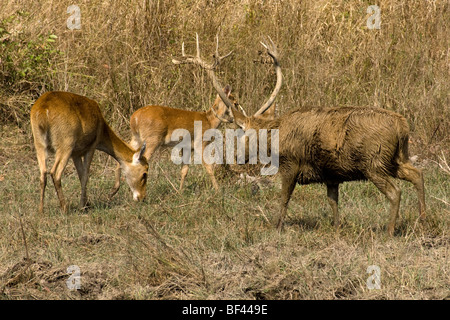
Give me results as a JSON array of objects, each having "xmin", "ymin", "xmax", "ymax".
[{"xmin": 142, "ymin": 173, "xmax": 147, "ymax": 181}]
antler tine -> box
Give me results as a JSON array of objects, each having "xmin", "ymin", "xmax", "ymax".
[
  {"xmin": 259, "ymin": 35, "xmax": 271, "ymax": 50},
  {"xmin": 195, "ymin": 33, "xmax": 201, "ymax": 59},
  {"xmin": 260, "ymin": 40, "xmax": 268, "ymax": 50},
  {"xmin": 219, "ymin": 33, "xmax": 233, "ymax": 60},
  {"xmin": 211, "ymin": 34, "xmax": 220, "ymax": 69},
  {"xmin": 212, "ymin": 34, "xmax": 234, "ymax": 68},
  {"xmin": 220, "ymin": 50, "xmax": 234, "ymax": 61},
  {"xmin": 172, "ymin": 33, "xmax": 237, "ymax": 111},
  {"xmin": 238, "ymin": 104, "xmax": 247, "ymax": 117},
  {"xmin": 171, "ymin": 41, "xmax": 186, "ymax": 64},
  {"xmin": 215, "ymin": 34, "xmax": 220, "ymax": 59},
  {"xmin": 254, "ymin": 36, "xmax": 282, "ymax": 117},
  {"xmin": 260, "ymin": 36, "xmax": 278, "ymax": 62},
  {"xmin": 269, "ymin": 36, "xmax": 276, "ymax": 48}
]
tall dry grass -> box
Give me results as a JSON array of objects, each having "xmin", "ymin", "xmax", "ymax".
[
  {"xmin": 0, "ymin": 1, "xmax": 449, "ymax": 300},
  {"xmin": 0, "ymin": 0, "xmax": 448, "ymax": 160}
]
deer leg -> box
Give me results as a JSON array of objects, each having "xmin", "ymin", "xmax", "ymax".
[
  {"xmin": 200, "ymin": 141, "xmax": 219, "ymax": 190},
  {"xmin": 39, "ymin": 167, "xmax": 48, "ymax": 214},
  {"xmin": 179, "ymin": 164, "xmax": 190, "ymax": 191},
  {"xmin": 32, "ymin": 125, "xmax": 49, "ymax": 214},
  {"xmin": 368, "ymin": 174, "xmax": 401, "ymax": 236},
  {"xmin": 50, "ymin": 150, "xmax": 72, "ymax": 213},
  {"xmin": 72, "ymin": 156, "xmax": 85, "ymax": 208},
  {"xmin": 397, "ymin": 162, "xmax": 426, "ymax": 220},
  {"xmin": 73, "ymin": 148, "xmax": 95, "ymax": 210},
  {"xmin": 276, "ymin": 171, "xmax": 299, "ymax": 230},
  {"xmin": 327, "ymin": 183, "xmax": 340, "ymax": 228},
  {"xmin": 34, "ymin": 142, "xmax": 48, "ymax": 214},
  {"xmin": 203, "ymin": 162, "xmax": 219, "ymax": 191},
  {"xmin": 80, "ymin": 148, "xmax": 96, "ymax": 207}
]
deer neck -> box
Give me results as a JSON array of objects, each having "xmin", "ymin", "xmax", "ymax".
[
  {"xmin": 250, "ymin": 117, "xmax": 281, "ymax": 131},
  {"xmin": 205, "ymin": 108, "xmax": 223, "ymax": 129},
  {"xmin": 97, "ymin": 123, "xmax": 135, "ymax": 165}
]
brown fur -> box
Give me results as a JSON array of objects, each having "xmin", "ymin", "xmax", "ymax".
[
  {"xmin": 233, "ymin": 106, "xmax": 426, "ymax": 235},
  {"xmin": 113, "ymin": 87, "xmax": 235, "ymax": 192},
  {"xmin": 30, "ymin": 91, "xmax": 148, "ymax": 213}
]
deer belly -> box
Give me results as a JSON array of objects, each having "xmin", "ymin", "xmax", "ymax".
[
  {"xmin": 297, "ymin": 165, "xmax": 366, "ymax": 185},
  {"xmin": 72, "ymin": 133, "xmax": 98, "ymax": 154}
]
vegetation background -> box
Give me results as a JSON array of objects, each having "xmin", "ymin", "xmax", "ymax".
[{"xmin": 0, "ymin": 0, "xmax": 448, "ymax": 299}]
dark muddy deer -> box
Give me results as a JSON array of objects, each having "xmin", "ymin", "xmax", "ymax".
[{"xmin": 175, "ymin": 36, "xmax": 426, "ymax": 236}]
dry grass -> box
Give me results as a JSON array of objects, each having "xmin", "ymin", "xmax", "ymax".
[
  {"xmin": 1, "ymin": 1, "xmax": 449, "ymax": 158},
  {"xmin": 0, "ymin": 124, "xmax": 448, "ymax": 300},
  {"xmin": 0, "ymin": 0, "xmax": 449, "ymax": 300}
]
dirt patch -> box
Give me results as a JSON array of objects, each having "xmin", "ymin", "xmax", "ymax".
[
  {"xmin": 421, "ymin": 236, "xmax": 449, "ymax": 249},
  {"xmin": 333, "ymin": 279, "xmax": 362, "ymax": 299},
  {"xmin": 66, "ymin": 234, "xmax": 113, "ymax": 245},
  {"xmin": 1, "ymin": 258, "xmax": 109, "ymax": 299},
  {"xmin": 244, "ymin": 274, "xmax": 304, "ymax": 300}
]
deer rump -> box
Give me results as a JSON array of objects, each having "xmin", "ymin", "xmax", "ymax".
[{"xmin": 276, "ymin": 106, "xmax": 410, "ymax": 185}]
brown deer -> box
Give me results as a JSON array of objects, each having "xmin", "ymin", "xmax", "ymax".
[
  {"xmin": 176, "ymin": 36, "xmax": 426, "ymax": 236},
  {"xmin": 112, "ymin": 86, "xmax": 235, "ymax": 193},
  {"xmin": 30, "ymin": 91, "xmax": 148, "ymax": 213},
  {"xmin": 111, "ymin": 35, "xmax": 237, "ymax": 194}
]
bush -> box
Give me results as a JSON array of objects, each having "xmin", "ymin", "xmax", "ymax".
[{"xmin": 0, "ymin": 10, "xmax": 60, "ymax": 124}]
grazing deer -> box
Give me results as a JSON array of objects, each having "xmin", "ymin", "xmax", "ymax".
[
  {"xmin": 111, "ymin": 36, "xmax": 236, "ymax": 194},
  {"xmin": 177, "ymin": 36, "xmax": 426, "ymax": 236},
  {"xmin": 30, "ymin": 91, "xmax": 148, "ymax": 213},
  {"xmin": 113, "ymin": 86, "xmax": 235, "ymax": 193}
]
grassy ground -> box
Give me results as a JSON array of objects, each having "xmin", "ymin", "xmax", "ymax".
[
  {"xmin": 1, "ymin": 0, "xmax": 448, "ymax": 300},
  {"xmin": 0, "ymin": 124, "xmax": 448, "ymax": 300}
]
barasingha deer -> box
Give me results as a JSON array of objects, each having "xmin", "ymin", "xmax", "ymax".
[
  {"xmin": 111, "ymin": 84, "xmax": 235, "ymax": 193},
  {"xmin": 30, "ymin": 91, "xmax": 148, "ymax": 213},
  {"xmin": 174, "ymin": 35, "xmax": 426, "ymax": 236}
]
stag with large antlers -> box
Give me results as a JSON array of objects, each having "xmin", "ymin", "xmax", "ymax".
[
  {"xmin": 31, "ymin": 91, "xmax": 148, "ymax": 213},
  {"xmin": 177, "ymin": 35, "xmax": 426, "ymax": 236}
]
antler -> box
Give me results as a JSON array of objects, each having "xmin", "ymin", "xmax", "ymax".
[
  {"xmin": 253, "ymin": 37, "xmax": 282, "ymax": 117},
  {"xmin": 173, "ymin": 34, "xmax": 281, "ymax": 119},
  {"xmin": 172, "ymin": 33, "xmax": 235, "ymax": 111}
]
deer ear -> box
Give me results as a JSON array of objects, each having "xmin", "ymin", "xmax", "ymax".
[
  {"xmin": 223, "ymin": 85, "xmax": 231, "ymax": 97},
  {"xmin": 231, "ymin": 105, "xmax": 246, "ymax": 129},
  {"xmin": 133, "ymin": 143, "xmax": 146, "ymax": 164},
  {"xmin": 267, "ymin": 103, "xmax": 276, "ymax": 115}
]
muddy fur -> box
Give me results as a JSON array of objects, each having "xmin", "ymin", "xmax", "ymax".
[{"xmin": 235, "ymin": 106, "xmax": 426, "ymax": 235}]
